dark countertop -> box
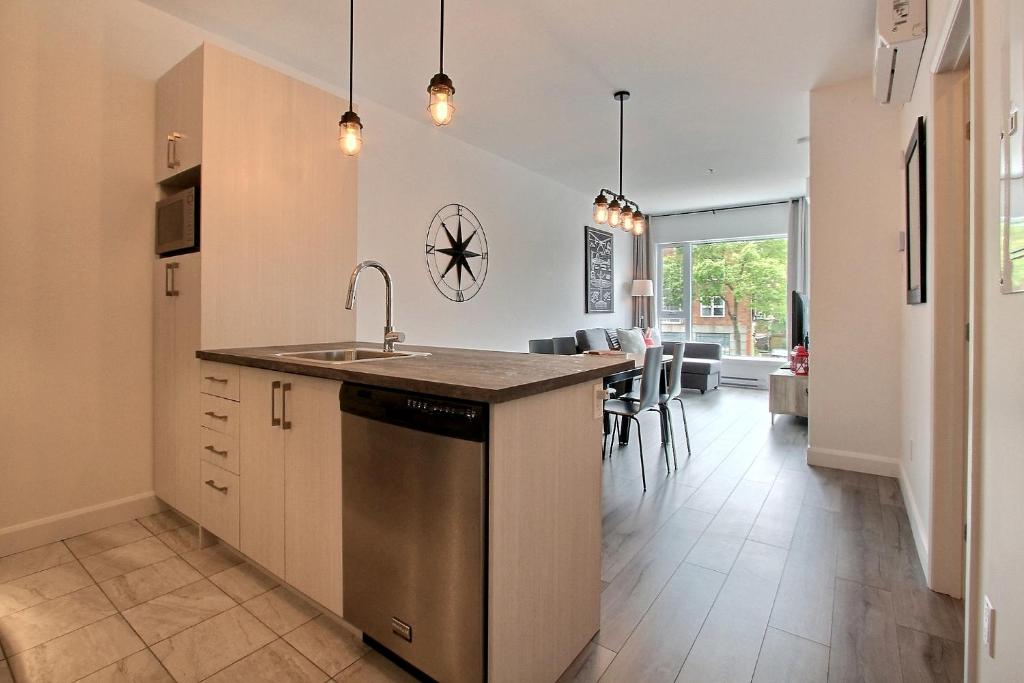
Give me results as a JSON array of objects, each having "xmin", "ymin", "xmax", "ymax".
[{"xmin": 197, "ymin": 341, "xmax": 634, "ymax": 404}]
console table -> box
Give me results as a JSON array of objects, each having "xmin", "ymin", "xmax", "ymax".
[{"xmin": 769, "ymin": 369, "xmax": 808, "ymax": 422}]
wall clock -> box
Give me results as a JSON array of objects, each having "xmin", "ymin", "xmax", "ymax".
[{"xmin": 425, "ymin": 203, "xmax": 489, "ymax": 302}]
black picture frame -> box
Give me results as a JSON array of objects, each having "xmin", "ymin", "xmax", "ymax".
[
  {"xmin": 584, "ymin": 225, "xmax": 614, "ymax": 313},
  {"xmin": 905, "ymin": 116, "xmax": 927, "ymax": 304}
]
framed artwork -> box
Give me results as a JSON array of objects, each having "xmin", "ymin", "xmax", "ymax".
[
  {"xmin": 584, "ymin": 225, "xmax": 614, "ymax": 313},
  {"xmin": 905, "ymin": 116, "xmax": 927, "ymax": 304}
]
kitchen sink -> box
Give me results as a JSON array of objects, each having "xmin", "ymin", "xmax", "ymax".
[{"xmin": 274, "ymin": 348, "xmax": 428, "ymax": 364}]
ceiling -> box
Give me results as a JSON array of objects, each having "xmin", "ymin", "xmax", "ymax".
[{"xmin": 141, "ymin": 0, "xmax": 876, "ymax": 213}]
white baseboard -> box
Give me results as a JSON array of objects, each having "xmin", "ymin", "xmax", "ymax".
[
  {"xmin": 0, "ymin": 492, "xmax": 165, "ymax": 558},
  {"xmin": 898, "ymin": 461, "xmax": 932, "ymax": 584},
  {"xmin": 806, "ymin": 446, "xmax": 901, "ymax": 477}
]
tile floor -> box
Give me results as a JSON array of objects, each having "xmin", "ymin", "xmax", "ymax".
[
  {"xmin": 0, "ymin": 388, "xmax": 965, "ymax": 682},
  {"xmin": 0, "ymin": 510, "xmax": 414, "ymax": 682}
]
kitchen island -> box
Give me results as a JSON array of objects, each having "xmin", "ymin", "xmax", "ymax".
[{"xmin": 195, "ymin": 342, "xmax": 631, "ymax": 682}]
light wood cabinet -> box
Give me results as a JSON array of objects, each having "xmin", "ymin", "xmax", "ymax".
[
  {"xmin": 200, "ymin": 460, "xmax": 239, "ymax": 547},
  {"xmin": 282, "ymin": 375, "xmax": 344, "ymax": 614},
  {"xmin": 239, "ymin": 368, "xmax": 286, "ymax": 577},
  {"xmin": 768, "ymin": 370, "xmax": 808, "ymax": 421},
  {"xmin": 155, "ymin": 47, "xmax": 203, "ymax": 182},
  {"xmin": 153, "ymin": 253, "xmax": 201, "ymax": 521},
  {"xmin": 236, "ymin": 368, "xmax": 343, "ymax": 613}
]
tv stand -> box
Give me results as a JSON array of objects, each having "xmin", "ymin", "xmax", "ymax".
[{"xmin": 769, "ymin": 369, "xmax": 808, "ymax": 422}]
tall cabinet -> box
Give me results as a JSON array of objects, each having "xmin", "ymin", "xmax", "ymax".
[{"xmin": 152, "ymin": 43, "xmax": 356, "ymax": 529}]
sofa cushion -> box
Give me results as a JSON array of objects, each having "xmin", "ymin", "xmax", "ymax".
[
  {"xmin": 683, "ymin": 342, "xmax": 723, "ymax": 360},
  {"xmin": 682, "ymin": 358, "xmax": 721, "ymax": 376},
  {"xmin": 575, "ymin": 328, "xmax": 610, "ymax": 352},
  {"xmin": 617, "ymin": 328, "xmax": 647, "ymax": 354}
]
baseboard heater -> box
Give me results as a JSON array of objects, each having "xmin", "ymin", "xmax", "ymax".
[{"xmin": 721, "ymin": 375, "xmax": 761, "ymax": 388}]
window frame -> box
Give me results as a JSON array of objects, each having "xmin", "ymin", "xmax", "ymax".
[
  {"xmin": 699, "ymin": 295, "xmax": 726, "ymax": 318},
  {"xmin": 655, "ymin": 233, "xmax": 787, "ymax": 356}
]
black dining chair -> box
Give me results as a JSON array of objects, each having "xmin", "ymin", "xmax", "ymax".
[
  {"xmin": 552, "ymin": 336, "xmax": 577, "ymax": 355},
  {"xmin": 622, "ymin": 343, "xmax": 691, "ymax": 468},
  {"xmin": 528, "ymin": 339, "xmax": 555, "ymax": 354},
  {"xmin": 602, "ymin": 347, "xmax": 668, "ymax": 491}
]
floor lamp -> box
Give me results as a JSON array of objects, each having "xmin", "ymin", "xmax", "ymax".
[{"xmin": 631, "ymin": 279, "xmax": 654, "ymax": 328}]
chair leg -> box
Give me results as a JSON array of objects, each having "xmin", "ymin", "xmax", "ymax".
[
  {"xmin": 674, "ymin": 397, "xmax": 692, "ymax": 457},
  {"xmin": 633, "ymin": 416, "xmax": 647, "ymax": 492},
  {"xmin": 658, "ymin": 406, "xmax": 671, "ymax": 474},
  {"xmin": 610, "ymin": 417, "xmax": 619, "ymax": 458},
  {"xmin": 665, "ymin": 403, "xmax": 678, "ymax": 470}
]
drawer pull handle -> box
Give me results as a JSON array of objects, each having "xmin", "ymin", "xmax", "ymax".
[
  {"xmin": 204, "ymin": 411, "xmax": 229, "ymax": 421},
  {"xmin": 204, "ymin": 445, "xmax": 228, "ymax": 457},
  {"xmin": 204, "ymin": 376, "xmax": 229, "ymax": 384},
  {"xmin": 204, "ymin": 479, "xmax": 229, "ymax": 494}
]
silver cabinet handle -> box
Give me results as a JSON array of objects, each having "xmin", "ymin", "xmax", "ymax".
[
  {"xmin": 167, "ymin": 132, "xmax": 182, "ymax": 169},
  {"xmin": 204, "ymin": 411, "xmax": 228, "ymax": 421},
  {"xmin": 271, "ymin": 381, "xmax": 281, "ymax": 427},
  {"xmin": 204, "ymin": 479, "xmax": 228, "ymax": 494},
  {"xmin": 204, "ymin": 445, "xmax": 228, "ymax": 457},
  {"xmin": 204, "ymin": 376, "xmax": 229, "ymax": 383},
  {"xmin": 282, "ymin": 382, "xmax": 292, "ymax": 430},
  {"xmin": 167, "ymin": 262, "xmax": 179, "ymax": 296}
]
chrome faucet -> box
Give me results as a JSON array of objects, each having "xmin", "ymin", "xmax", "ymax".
[{"xmin": 345, "ymin": 260, "xmax": 405, "ymax": 352}]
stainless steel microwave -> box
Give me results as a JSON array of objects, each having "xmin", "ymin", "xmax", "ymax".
[{"xmin": 155, "ymin": 187, "xmax": 198, "ymax": 256}]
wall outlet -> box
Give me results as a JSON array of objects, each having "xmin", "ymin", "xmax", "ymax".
[{"xmin": 983, "ymin": 595, "xmax": 995, "ymax": 657}]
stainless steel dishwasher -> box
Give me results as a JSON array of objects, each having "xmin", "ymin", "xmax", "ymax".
[{"xmin": 340, "ymin": 383, "xmax": 487, "ymax": 682}]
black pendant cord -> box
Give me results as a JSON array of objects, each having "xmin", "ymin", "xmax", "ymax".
[
  {"xmin": 618, "ymin": 96, "xmax": 624, "ymax": 198},
  {"xmin": 348, "ymin": 0, "xmax": 354, "ymax": 111},
  {"xmin": 439, "ymin": 0, "xmax": 445, "ymax": 72}
]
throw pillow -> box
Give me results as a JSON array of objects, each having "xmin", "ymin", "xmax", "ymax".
[
  {"xmin": 644, "ymin": 327, "xmax": 662, "ymax": 345},
  {"xmin": 617, "ymin": 328, "xmax": 647, "ymax": 354},
  {"xmin": 606, "ymin": 329, "xmax": 621, "ymax": 350}
]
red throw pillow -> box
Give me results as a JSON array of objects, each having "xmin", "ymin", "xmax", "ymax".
[{"xmin": 643, "ymin": 336, "xmax": 656, "ymax": 348}]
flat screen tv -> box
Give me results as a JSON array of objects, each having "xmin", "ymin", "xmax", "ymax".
[{"xmin": 791, "ymin": 290, "xmax": 809, "ymax": 349}]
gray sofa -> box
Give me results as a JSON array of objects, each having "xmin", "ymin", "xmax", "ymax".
[{"xmin": 681, "ymin": 342, "xmax": 722, "ymax": 393}]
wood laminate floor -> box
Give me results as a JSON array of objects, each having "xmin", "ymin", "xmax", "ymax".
[
  {"xmin": 0, "ymin": 387, "xmax": 964, "ymax": 682},
  {"xmin": 561, "ymin": 386, "xmax": 965, "ymax": 683}
]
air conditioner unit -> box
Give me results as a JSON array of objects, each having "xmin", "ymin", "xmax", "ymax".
[{"xmin": 873, "ymin": 0, "xmax": 928, "ymax": 105}]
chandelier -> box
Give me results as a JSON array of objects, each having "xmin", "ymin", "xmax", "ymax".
[{"xmin": 592, "ymin": 91, "xmax": 645, "ymax": 235}]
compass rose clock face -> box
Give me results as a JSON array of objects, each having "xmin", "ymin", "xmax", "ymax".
[{"xmin": 425, "ymin": 204, "xmax": 489, "ymax": 302}]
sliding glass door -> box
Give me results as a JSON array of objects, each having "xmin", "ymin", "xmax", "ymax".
[{"xmin": 657, "ymin": 236, "xmax": 788, "ymax": 357}]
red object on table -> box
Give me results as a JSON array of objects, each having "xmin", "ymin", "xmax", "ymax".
[{"xmin": 791, "ymin": 345, "xmax": 809, "ymax": 375}]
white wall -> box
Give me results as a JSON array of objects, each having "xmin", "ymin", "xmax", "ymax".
[
  {"xmin": 894, "ymin": 0, "xmax": 969, "ymax": 598},
  {"xmin": 806, "ymin": 77, "xmax": 904, "ymax": 477},
  {"xmin": 0, "ymin": 0, "xmax": 221, "ymax": 552},
  {"xmin": 353, "ymin": 99, "xmax": 633, "ymax": 352},
  {"xmin": 970, "ymin": 0, "xmax": 1024, "ymax": 676}
]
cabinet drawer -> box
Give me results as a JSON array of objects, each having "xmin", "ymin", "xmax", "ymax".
[
  {"xmin": 200, "ymin": 394, "xmax": 239, "ymax": 437},
  {"xmin": 200, "ymin": 461, "xmax": 239, "ymax": 547},
  {"xmin": 200, "ymin": 362, "xmax": 240, "ymax": 401},
  {"xmin": 199, "ymin": 427, "xmax": 239, "ymax": 475}
]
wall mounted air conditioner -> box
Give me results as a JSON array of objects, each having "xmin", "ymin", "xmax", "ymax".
[{"xmin": 873, "ymin": 0, "xmax": 928, "ymax": 105}]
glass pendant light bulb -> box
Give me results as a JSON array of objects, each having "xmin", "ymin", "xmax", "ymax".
[
  {"xmin": 607, "ymin": 198, "xmax": 622, "ymax": 227},
  {"xmin": 621, "ymin": 207, "xmax": 634, "ymax": 233},
  {"xmin": 593, "ymin": 193, "xmax": 609, "ymax": 224},
  {"xmin": 428, "ymin": 74, "xmax": 455, "ymax": 126},
  {"xmin": 633, "ymin": 211, "xmax": 646, "ymax": 235},
  {"xmin": 630, "ymin": 214, "xmax": 647, "ymax": 235},
  {"xmin": 338, "ymin": 110, "xmax": 363, "ymax": 157}
]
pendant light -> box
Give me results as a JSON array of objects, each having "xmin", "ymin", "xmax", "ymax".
[
  {"xmin": 592, "ymin": 90, "xmax": 645, "ymax": 235},
  {"xmin": 338, "ymin": 0, "xmax": 363, "ymax": 156},
  {"xmin": 427, "ymin": 0, "xmax": 455, "ymax": 126}
]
